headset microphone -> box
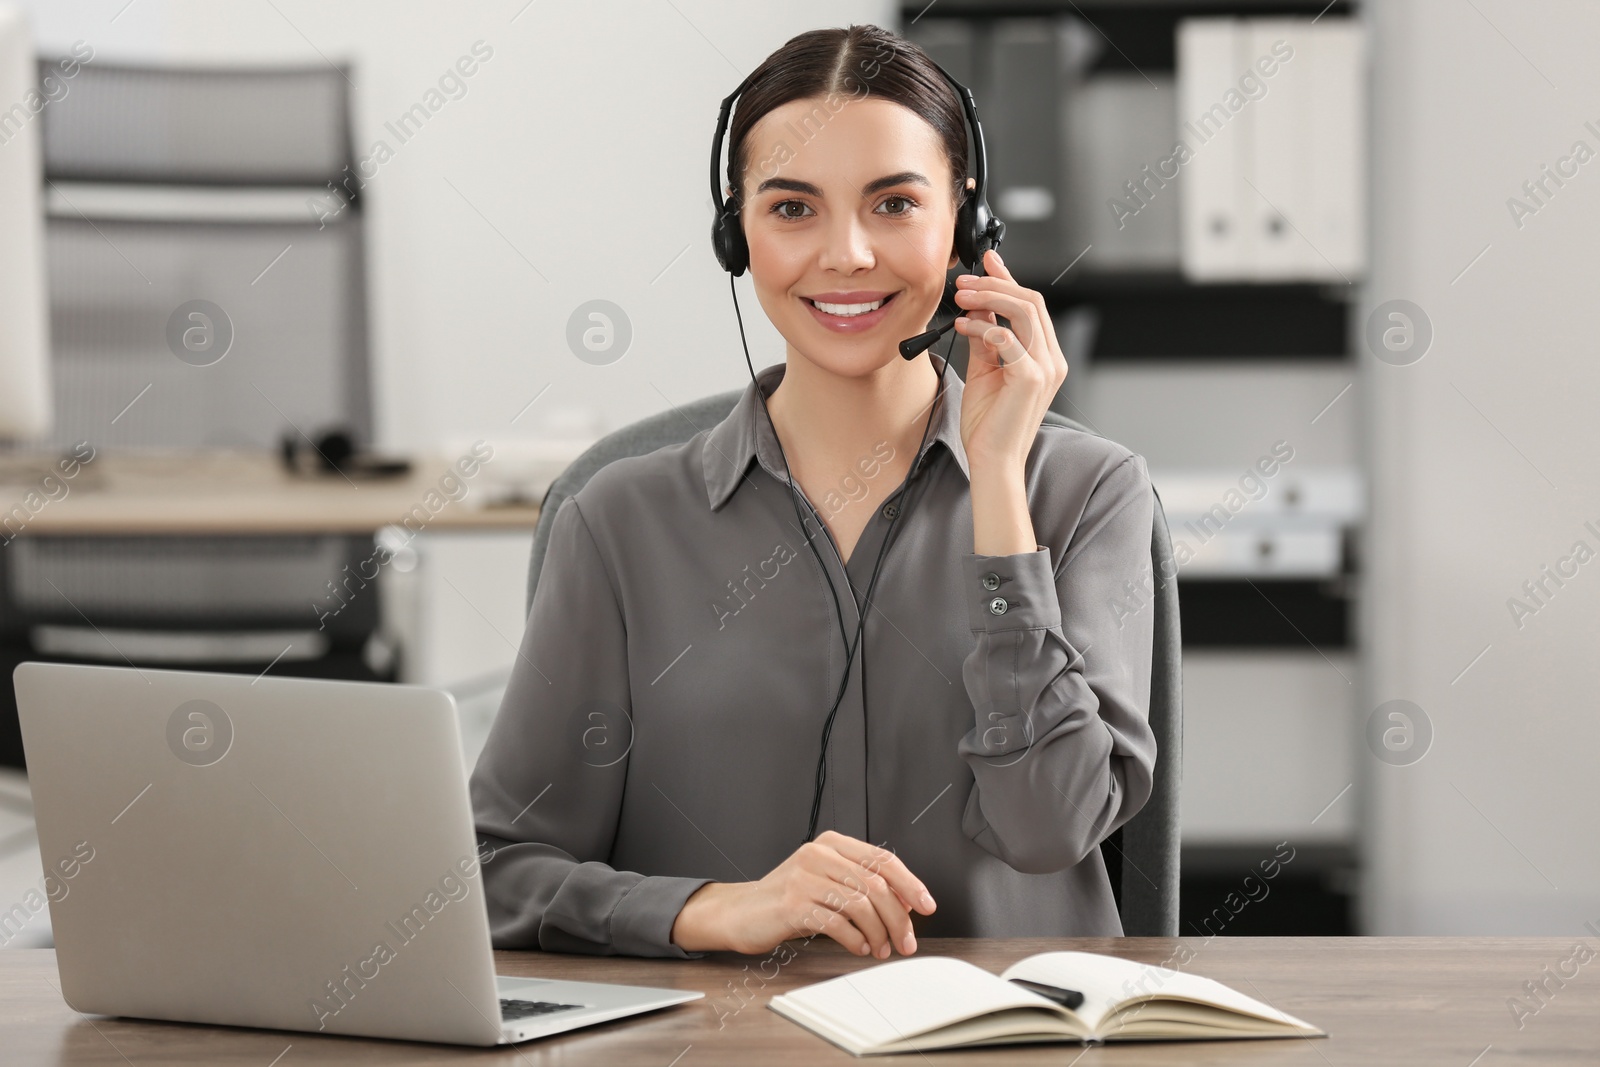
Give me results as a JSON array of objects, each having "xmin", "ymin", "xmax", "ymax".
[
  {"xmin": 898, "ymin": 319, "xmax": 957, "ymax": 361},
  {"xmin": 900, "ymin": 275, "xmax": 1013, "ymax": 361}
]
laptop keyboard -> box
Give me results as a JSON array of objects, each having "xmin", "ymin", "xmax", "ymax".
[{"xmin": 500, "ymin": 998, "xmax": 587, "ymax": 1022}]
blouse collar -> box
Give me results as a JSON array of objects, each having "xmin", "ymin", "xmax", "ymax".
[{"xmin": 701, "ymin": 351, "xmax": 971, "ymax": 512}]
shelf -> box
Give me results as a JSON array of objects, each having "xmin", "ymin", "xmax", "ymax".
[
  {"xmin": 1178, "ymin": 577, "xmax": 1351, "ymax": 648},
  {"xmin": 1181, "ymin": 842, "xmax": 1356, "ymax": 935},
  {"xmin": 1024, "ymin": 274, "xmax": 1351, "ymax": 358},
  {"xmin": 905, "ymin": 2, "xmax": 1360, "ymax": 76}
]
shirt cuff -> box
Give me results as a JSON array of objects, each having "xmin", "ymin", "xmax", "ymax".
[
  {"xmin": 961, "ymin": 547, "xmax": 1061, "ymax": 633},
  {"xmin": 610, "ymin": 874, "xmax": 716, "ymax": 958}
]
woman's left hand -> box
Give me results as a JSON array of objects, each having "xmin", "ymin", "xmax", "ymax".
[{"xmin": 951, "ymin": 249, "xmax": 1069, "ymax": 476}]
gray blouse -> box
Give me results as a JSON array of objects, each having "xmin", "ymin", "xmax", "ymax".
[{"xmin": 469, "ymin": 353, "xmax": 1157, "ymax": 958}]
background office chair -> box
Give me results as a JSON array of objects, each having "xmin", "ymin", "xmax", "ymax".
[
  {"xmin": 523, "ymin": 388, "xmax": 1183, "ymax": 937},
  {"xmin": 0, "ymin": 59, "xmax": 387, "ymax": 768}
]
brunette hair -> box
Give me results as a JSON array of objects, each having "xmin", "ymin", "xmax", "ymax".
[{"xmin": 725, "ymin": 24, "xmax": 969, "ymax": 211}]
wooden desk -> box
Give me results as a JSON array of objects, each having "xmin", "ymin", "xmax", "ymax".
[
  {"xmin": 0, "ymin": 449, "xmax": 548, "ymax": 535},
  {"xmin": 2, "ymin": 938, "xmax": 1592, "ymax": 1064}
]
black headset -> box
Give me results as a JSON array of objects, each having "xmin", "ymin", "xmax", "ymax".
[
  {"xmin": 279, "ymin": 426, "xmax": 411, "ymax": 478},
  {"xmin": 708, "ymin": 53, "xmax": 1005, "ymax": 845}
]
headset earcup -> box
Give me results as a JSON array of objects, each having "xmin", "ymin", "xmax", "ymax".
[
  {"xmin": 954, "ymin": 194, "xmax": 978, "ymax": 270},
  {"xmin": 968, "ymin": 199, "xmax": 1004, "ymax": 266},
  {"xmin": 712, "ymin": 204, "xmax": 748, "ymax": 276},
  {"xmin": 977, "ymin": 203, "xmax": 1005, "ymax": 259}
]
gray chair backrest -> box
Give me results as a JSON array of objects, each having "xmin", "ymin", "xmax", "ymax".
[
  {"xmin": 526, "ymin": 390, "xmax": 1181, "ymax": 936},
  {"xmin": 4, "ymin": 59, "xmax": 378, "ymax": 643},
  {"xmin": 38, "ymin": 58, "xmax": 371, "ymax": 450}
]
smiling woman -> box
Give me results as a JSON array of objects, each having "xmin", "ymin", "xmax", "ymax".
[
  {"xmin": 470, "ymin": 24, "xmax": 1158, "ymax": 964},
  {"xmin": 728, "ymin": 40, "xmax": 970, "ymax": 374}
]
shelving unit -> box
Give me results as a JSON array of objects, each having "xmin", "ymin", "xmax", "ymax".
[{"xmin": 903, "ymin": 0, "xmax": 1365, "ymax": 934}]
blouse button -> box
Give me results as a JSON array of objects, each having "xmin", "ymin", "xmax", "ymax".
[
  {"xmin": 980, "ymin": 572, "xmax": 1001, "ymax": 591},
  {"xmin": 882, "ymin": 502, "xmax": 899, "ymax": 520},
  {"xmin": 988, "ymin": 597, "xmax": 1008, "ymax": 616}
]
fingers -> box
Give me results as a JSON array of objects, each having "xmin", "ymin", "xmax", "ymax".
[
  {"xmin": 798, "ymin": 843, "xmax": 900, "ymax": 959},
  {"xmin": 792, "ymin": 874, "xmax": 868, "ymax": 953},
  {"xmin": 803, "ymin": 834, "xmax": 930, "ymax": 959},
  {"xmin": 835, "ymin": 872, "xmax": 896, "ymax": 958},
  {"xmin": 801, "ymin": 895, "xmax": 875, "ymax": 957},
  {"xmin": 981, "ymin": 246, "xmax": 1016, "ymax": 282},
  {"xmin": 957, "ymin": 251, "xmax": 1052, "ymax": 338},
  {"xmin": 952, "ymin": 316, "xmax": 1036, "ymax": 371},
  {"xmin": 953, "ymin": 254, "xmax": 1062, "ymax": 379},
  {"xmin": 827, "ymin": 853, "xmax": 918, "ymax": 958},
  {"xmin": 817, "ymin": 832, "xmax": 936, "ymax": 915},
  {"xmin": 951, "ymin": 287, "xmax": 1039, "ymax": 349},
  {"xmin": 790, "ymin": 870, "xmax": 892, "ymax": 958}
]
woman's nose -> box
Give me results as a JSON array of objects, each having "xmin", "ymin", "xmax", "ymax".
[{"xmin": 816, "ymin": 213, "xmax": 875, "ymax": 274}]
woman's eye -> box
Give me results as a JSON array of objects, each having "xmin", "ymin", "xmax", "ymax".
[
  {"xmin": 773, "ymin": 200, "xmax": 814, "ymax": 219},
  {"xmin": 877, "ymin": 195, "xmax": 916, "ymax": 216}
]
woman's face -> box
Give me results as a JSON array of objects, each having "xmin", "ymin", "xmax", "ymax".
[{"xmin": 737, "ymin": 95, "xmax": 961, "ymax": 378}]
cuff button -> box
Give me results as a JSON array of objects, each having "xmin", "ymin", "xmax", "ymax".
[
  {"xmin": 988, "ymin": 596, "xmax": 1008, "ymax": 615},
  {"xmin": 980, "ymin": 572, "xmax": 1001, "ymax": 591}
]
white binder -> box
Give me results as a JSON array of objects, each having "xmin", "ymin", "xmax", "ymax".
[
  {"xmin": 1306, "ymin": 21, "xmax": 1366, "ymax": 278},
  {"xmin": 1178, "ymin": 18, "xmax": 1366, "ymax": 282},
  {"xmin": 1248, "ymin": 19, "xmax": 1305, "ymax": 279},
  {"xmin": 1177, "ymin": 19, "xmax": 1247, "ymax": 280}
]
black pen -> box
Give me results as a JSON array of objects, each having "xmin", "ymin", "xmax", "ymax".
[{"xmin": 1008, "ymin": 978, "xmax": 1085, "ymax": 1010}]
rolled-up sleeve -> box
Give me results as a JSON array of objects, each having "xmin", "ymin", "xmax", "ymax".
[
  {"xmin": 955, "ymin": 452, "xmax": 1157, "ymax": 874},
  {"xmin": 469, "ymin": 496, "xmax": 713, "ymax": 957}
]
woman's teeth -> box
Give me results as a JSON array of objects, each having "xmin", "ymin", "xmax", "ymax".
[{"xmin": 809, "ymin": 297, "xmax": 886, "ymax": 317}]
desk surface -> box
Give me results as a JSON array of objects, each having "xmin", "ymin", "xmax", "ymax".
[
  {"xmin": 2, "ymin": 938, "xmax": 1592, "ymax": 1065},
  {"xmin": 0, "ymin": 450, "xmax": 548, "ymax": 535}
]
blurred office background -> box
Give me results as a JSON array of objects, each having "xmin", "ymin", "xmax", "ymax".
[{"xmin": 0, "ymin": 0, "xmax": 1595, "ymax": 946}]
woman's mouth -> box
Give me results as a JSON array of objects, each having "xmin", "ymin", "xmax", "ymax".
[{"xmin": 801, "ymin": 291, "xmax": 899, "ymax": 333}]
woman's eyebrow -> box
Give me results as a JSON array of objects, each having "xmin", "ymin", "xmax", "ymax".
[
  {"xmin": 752, "ymin": 171, "xmax": 933, "ymax": 198},
  {"xmin": 862, "ymin": 171, "xmax": 931, "ymax": 195},
  {"xmin": 755, "ymin": 177, "xmax": 822, "ymax": 197}
]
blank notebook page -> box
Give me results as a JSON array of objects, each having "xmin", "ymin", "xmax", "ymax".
[
  {"xmin": 778, "ymin": 956, "xmax": 1058, "ymax": 1047},
  {"xmin": 1004, "ymin": 952, "xmax": 1315, "ymax": 1030}
]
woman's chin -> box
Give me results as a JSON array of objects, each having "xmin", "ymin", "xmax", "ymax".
[{"xmin": 788, "ymin": 336, "xmax": 912, "ymax": 378}]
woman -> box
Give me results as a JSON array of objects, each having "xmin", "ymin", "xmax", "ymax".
[{"xmin": 470, "ymin": 24, "xmax": 1156, "ymax": 961}]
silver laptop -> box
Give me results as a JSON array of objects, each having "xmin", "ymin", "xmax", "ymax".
[{"xmin": 13, "ymin": 660, "xmax": 703, "ymax": 1046}]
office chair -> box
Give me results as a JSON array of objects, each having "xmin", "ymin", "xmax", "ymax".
[
  {"xmin": 0, "ymin": 59, "xmax": 384, "ymax": 769},
  {"xmin": 523, "ymin": 389, "xmax": 1183, "ymax": 937},
  {"xmin": 37, "ymin": 58, "xmax": 371, "ymax": 452}
]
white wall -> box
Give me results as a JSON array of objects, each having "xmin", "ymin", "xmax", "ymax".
[
  {"xmin": 22, "ymin": 0, "xmax": 895, "ymax": 455},
  {"xmin": 1364, "ymin": 0, "xmax": 1600, "ymax": 933}
]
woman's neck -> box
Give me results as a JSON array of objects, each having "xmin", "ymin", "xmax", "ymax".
[{"xmin": 764, "ymin": 347, "xmax": 941, "ymax": 487}]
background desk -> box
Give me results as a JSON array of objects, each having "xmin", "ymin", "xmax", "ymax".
[
  {"xmin": 0, "ymin": 448, "xmax": 552, "ymax": 766},
  {"xmin": 0, "ymin": 449, "xmax": 547, "ymax": 535},
  {"xmin": 0, "ymin": 449, "xmax": 553, "ymax": 905},
  {"xmin": 1, "ymin": 937, "xmax": 1591, "ymax": 1065}
]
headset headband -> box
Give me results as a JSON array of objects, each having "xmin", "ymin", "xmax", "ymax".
[
  {"xmin": 709, "ymin": 70, "xmax": 756, "ymax": 217},
  {"xmin": 710, "ymin": 59, "xmax": 987, "ymax": 209}
]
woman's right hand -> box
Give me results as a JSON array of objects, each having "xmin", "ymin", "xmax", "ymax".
[{"xmin": 669, "ymin": 830, "xmax": 937, "ymax": 958}]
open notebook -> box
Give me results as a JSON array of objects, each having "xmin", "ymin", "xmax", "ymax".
[{"xmin": 768, "ymin": 951, "xmax": 1324, "ymax": 1055}]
